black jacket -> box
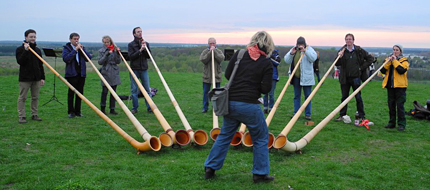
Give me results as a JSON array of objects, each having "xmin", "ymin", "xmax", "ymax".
[
  {"xmin": 15, "ymin": 42, "xmax": 45, "ymax": 82},
  {"xmin": 128, "ymin": 38, "xmax": 151, "ymax": 71},
  {"xmin": 225, "ymin": 50, "xmax": 273, "ymax": 104},
  {"xmin": 335, "ymin": 45, "xmax": 373, "ymax": 84}
]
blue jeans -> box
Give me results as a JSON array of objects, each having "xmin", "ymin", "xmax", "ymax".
[
  {"xmin": 130, "ymin": 70, "xmax": 151, "ymax": 111},
  {"xmin": 202, "ymin": 82, "xmax": 220, "ymax": 111},
  {"xmin": 263, "ymin": 80, "xmax": 277, "ymax": 110},
  {"xmin": 292, "ymin": 77, "xmax": 312, "ymax": 116},
  {"xmin": 204, "ymin": 101, "xmax": 270, "ymax": 175}
]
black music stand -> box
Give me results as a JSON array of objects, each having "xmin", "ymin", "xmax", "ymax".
[
  {"xmin": 42, "ymin": 48, "xmax": 63, "ymax": 106},
  {"xmin": 121, "ymin": 51, "xmax": 129, "ymax": 61},
  {"xmin": 224, "ymin": 49, "xmax": 235, "ymax": 61}
]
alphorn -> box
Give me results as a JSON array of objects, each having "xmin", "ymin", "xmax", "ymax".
[
  {"xmin": 240, "ymin": 52, "xmax": 305, "ymax": 148},
  {"xmin": 274, "ymin": 59, "xmax": 390, "ymax": 152},
  {"xmin": 115, "ymin": 45, "xmax": 177, "ymax": 147},
  {"xmin": 273, "ymin": 54, "xmax": 341, "ymax": 149},
  {"xmin": 143, "ymin": 45, "xmax": 208, "ymax": 146},
  {"xmin": 80, "ymin": 47, "xmax": 168, "ymax": 147},
  {"xmin": 28, "ymin": 46, "xmax": 160, "ymax": 152},
  {"xmin": 209, "ymin": 50, "xmax": 221, "ymax": 141}
]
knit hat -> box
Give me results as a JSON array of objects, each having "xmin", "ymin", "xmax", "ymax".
[
  {"xmin": 394, "ymin": 44, "xmax": 403, "ymax": 53},
  {"xmin": 296, "ymin": 36, "xmax": 306, "ymax": 47}
]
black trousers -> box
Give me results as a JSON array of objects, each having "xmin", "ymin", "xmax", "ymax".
[
  {"xmin": 387, "ymin": 88, "xmax": 406, "ymax": 128},
  {"xmin": 66, "ymin": 76, "xmax": 86, "ymax": 115},
  {"xmin": 340, "ymin": 77, "xmax": 365, "ymax": 118},
  {"xmin": 101, "ymin": 85, "xmax": 117, "ymax": 109}
]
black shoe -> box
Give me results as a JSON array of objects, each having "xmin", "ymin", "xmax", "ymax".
[
  {"xmin": 384, "ymin": 124, "xmax": 395, "ymax": 129},
  {"xmin": 110, "ymin": 109, "xmax": 118, "ymax": 115},
  {"xmin": 264, "ymin": 109, "xmax": 268, "ymax": 114},
  {"xmin": 202, "ymin": 109, "xmax": 208, "ymax": 113},
  {"xmin": 253, "ymin": 174, "xmax": 274, "ymax": 183},
  {"xmin": 147, "ymin": 109, "xmax": 153, "ymax": 114},
  {"xmin": 68, "ymin": 113, "xmax": 76, "ymax": 118},
  {"xmin": 76, "ymin": 113, "xmax": 84, "ymax": 117},
  {"xmin": 305, "ymin": 115, "xmax": 312, "ymax": 120},
  {"xmin": 204, "ymin": 167, "xmax": 215, "ymax": 179},
  {"xmin": 398, "ymin": 126, "xmax": 405, "ymax": 131},
  {"xmin": 101, "ymin": 106, "xmax": 106, "ymax": 114},
  {"xmin": 131, "ymin": 110, "xmax": 138, "ymax": 115}
]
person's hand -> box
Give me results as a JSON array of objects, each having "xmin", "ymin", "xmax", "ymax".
[
  {"xmin": 140, "ymin": 42, "xmax": 146, "ymax": 52},
  {"xmin": 338, "ymin": 48, "xmax": 345, "ymax": 57},
  {"xmin": 40, "ymin": 79, "xmax": 45, "ymax": 86},
  {"xmin": 76, "ymin": 43, "xmax": 82, "ymax": 51},
  {"xmin": 116, "ymin": 47, "xmax": 120, "ymax": 52},
  {"xmin": 23, "ymin": 42, "xmax": 30, "ymax": 51},
  {"xmin": 298, "ymin": 45, "xmax": 306, "ymax": 52},
  {"xmin": 209, "ymin": 46, "xmax": 215, "ymax": 51},
  {"xmin": 389, "ymin": 54, "xmax": 396, "ymax": 61},
  {"xmin": 291, "ymin": 47, "xmax": 297, "ymax": 55}
]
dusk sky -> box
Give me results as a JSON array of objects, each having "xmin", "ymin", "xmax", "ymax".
[{"xmin": 1, "ymin": 0, "xmax": 429, "ymax": 48}]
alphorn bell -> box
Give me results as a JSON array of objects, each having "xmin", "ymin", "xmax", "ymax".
[
  {"xmin": 273, "ymin": 54, "xmax": 341, "ymax": 149},
  {"xmin": 275, "ymin": 59, "xmax": 390, "ymax": 152},
  {"xmin": 209, "ymin": 50, "xmax": 220, "ymax": 141},
  {"xmin": 116, "ymin": 44, "xmax": 177, "ymax": 147},
  {"xmin": 143, "ymin": 45, "xmax": 208, "ymax": 146},
  {"xmin": 241, "ymin": 52, "xmax": 306, "ymax": 148},
  {"xmin": 28, "ymin": 46, "xmax": 160, "ymax": 152},
  {"xmin": 79, "ymin": 47, "xmax": 165, "ymax": 148}
]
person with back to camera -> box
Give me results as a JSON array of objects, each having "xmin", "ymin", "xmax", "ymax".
[
  {"xmin": 204, "ymin": 31, "xmax": 274, "ymax": 183},
  {"xmin": 334, "ymin": 33, "xmax": 374, "ymax": 125},
  {"xmin": 62, "ymin": 32, "xmax": 92, "ymax": 118},
  {"xmin": 263, "ymin": 49, "xmax": 281, "ymax": 114},
  {"xmin": 380, "ymin": 44, "xmax": 409, "ymax": 131},
  {"xmin": 16, "ymin": 29, "xmax": 45, "ymax": 123},
  {"xmin": 199, "ymin": 37, "xmax": 225, "ymax": 113},
  {"xmin": 98, "ymin": 35, "xmax": 121, "ymax": 115},
  {"xmin": 284, "ymin": 36, "xmax": 317, "ymax": 120}
]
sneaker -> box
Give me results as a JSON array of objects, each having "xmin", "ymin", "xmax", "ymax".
[
  {"xmin": 32, "ymin": 115, "xmax": 42, "ymax": 121},
  {"xmin": 204, "ymin": 167, "xmax": 215, "ymax": 179},
  {"xmin": 305, "ymin": 115, "xmax": 312, "ymax": 120},
  {"xmin": 68, "ymin": 113, "xmax": 76, "ymax": 118},
  {"xmin": 131, "ymin": 110, "xmax": 138, "ymax": 115},
  {"xmin": 19, "ymin": 117, "xmax": 27, "ymax": 123},
  {"xmin": 334, "ymin": 116, "xmax": 343, "ymax": 122},
  {"xmin": 253, "ymin": 174, "xmax": 274, "ymax": 183}
]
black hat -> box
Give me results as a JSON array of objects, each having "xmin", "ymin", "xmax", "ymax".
[{"xmin": 296, "ymin": 36, "xmax": 306, "ymax": 47}]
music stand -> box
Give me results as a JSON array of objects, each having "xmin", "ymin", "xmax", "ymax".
[
  {"xmin": 224, "ymin": 49, "xmax": 235, "ymax": 61},
  {"xmin": 42, "ymin": 48, "xmax": 63, "ymax": 106},
  {"xmin": 121, "ymin": 51, "xmax": 129, "ymax": 61}
]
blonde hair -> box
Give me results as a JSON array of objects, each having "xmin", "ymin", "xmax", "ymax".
[
  {"xmin": 102, "ymin": 35, "xmax": 114, "ymax": 46},
  {"xmin": 247, "ymin": 31, "xmax": 275, "ymax": 57}
]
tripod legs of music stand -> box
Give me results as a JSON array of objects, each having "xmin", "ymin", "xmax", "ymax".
[{"xmin": 43, "ymin": 57, "xmax": 63, "ymax": 106}]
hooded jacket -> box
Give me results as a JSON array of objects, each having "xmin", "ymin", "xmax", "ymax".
[
  {"xmin": 381, "ymin": 57, "xmax": 408, "ymax": 88},
  {"xmin": 16, "ymin": 42, "xmax": 45, "ymax": 82}
]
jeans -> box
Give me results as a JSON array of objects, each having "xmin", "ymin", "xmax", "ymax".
[
  {"xmin": 263, "ymin": 80, "xmax": 277, "ymax": 110},
  {"xmin": 204, "ymin": 101, "xmax": 270, "ymax": 175},
  {"xmin": 18, "ymin": 81, "xmax": 41, "ymax": 117},
  {"xmin": 340, "ymin": 77, "xmax": 365, "ymax": 118},
  {"xmin": 101, "ymin": 85, "xmax": 117, "ymax": 109},
  {"xmin": 387, "ymin": 88, "xmax": 406, "ymax": 128},
  {"xmin": 130, "ymin": 70, "xmax": 151, "ymax": 111},
  {"xmin": 66, "ymin": 76, "xmax": 85, "ymax": 115},
  {"xmin": 202, "ymin": 82, "xmax": 220, "ymax": 111},
  {"xmin": 292, "ymin": 77, "xmax": 312, "ymax": 116}
]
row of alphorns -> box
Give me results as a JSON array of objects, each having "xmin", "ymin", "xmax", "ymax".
[{"xmin": 26, "ymin": 40, "xmax": 390, "ymax": 154}]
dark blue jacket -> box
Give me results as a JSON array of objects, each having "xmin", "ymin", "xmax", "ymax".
[
  {"xmin": 270, "ymin": 51, "xmax": 281, "ymax": 81},
  {"xmin": 62, "ymin": 42, "xmax": 91, "ymax": 78}
]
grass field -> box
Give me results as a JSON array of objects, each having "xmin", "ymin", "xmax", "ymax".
[{"xmin": 1, "ymin": 68, "xmax": 429, "ymax": 189}]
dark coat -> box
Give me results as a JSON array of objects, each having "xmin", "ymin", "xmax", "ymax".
[
  {"xmin": 127, "ymin": 38, "xmax": 151, "ymax": 71},
  {"xmin": 62, "ymin": 42, "xmax": 92, "ymax": 78},
  {"xmin": 335, "ymin": 45, "xmax": 374, "ymax": 84},
  {"xmin": 16, "ymin": 42, "xmax": 45, "ymax": 82}
]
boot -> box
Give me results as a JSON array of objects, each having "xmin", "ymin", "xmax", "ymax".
[
  {"xmin": 101, "ymin": 106, "xmax": 106, "ymax": 114},
  {"xmin": 110, "ymin": 109, "xmax": 118, "ymax": 115}
]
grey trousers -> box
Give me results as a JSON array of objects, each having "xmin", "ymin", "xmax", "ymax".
[{"xmin": 17, "ymin": 81, "xmax": 41, "ymax": 118}]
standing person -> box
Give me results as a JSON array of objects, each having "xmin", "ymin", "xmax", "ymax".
[
  {"xmin": 204, "ymin": 31, "xmax": 274, "ymax": 183},
  {"xmin": 380, "ymin": 45, "xmax": 409, "ymax": 131},
  {"xmin": 284, "ymin": 36, "xmax": 317, "ymax": 120},
  {"xmin": 128, "ymin": 27, "xmax": 153, "ymax": 114},
  {"xmin": 199, "ymin": 37, "xmax": 225, "ymax": 113},
  {"xmin": 263, "ymin": 49, "xmax": 281, "ymax": 114},
  {"xmin": 368, "ymin": 57, "xmax": 377, "ymax": 78},
  {"xmin": 314, "ymin": 51, "xmax": 321, "ymax": 83},
  {"xmin": 334, "ymin": 33, "xmax": 374, "ymax": 124},
  {"xmin": 62, "ymin": 32, "xmax": 91, "ymax": 118},
  {"xmin": 16, "ymin": 29, "xmax": 45, "ymax": 123},
  {"xmin": 98, "ymin": 35, "xmax": 121, "ymax": 115}
]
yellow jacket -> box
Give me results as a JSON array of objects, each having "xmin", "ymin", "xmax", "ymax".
[{"xmin": 381, "ymin": 57, "xmax": 409, "ymax": 88}]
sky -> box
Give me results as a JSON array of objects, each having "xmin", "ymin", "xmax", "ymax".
[{"xmin": 1, "ymin": 0, "xmax": 430, "ymax": 48}]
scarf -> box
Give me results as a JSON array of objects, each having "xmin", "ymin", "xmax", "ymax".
[
  {"xmin": 107, "ymin": 44, "xmax": 114, "ymax": 51},
  {"xmin": 247, "ymin": 44, "xmax": 267, "ymax": 61}
]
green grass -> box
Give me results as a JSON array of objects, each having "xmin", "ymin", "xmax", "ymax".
[{"xmin": 1, "ymin": 69, "xmax": 429, "ymax": 190}]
